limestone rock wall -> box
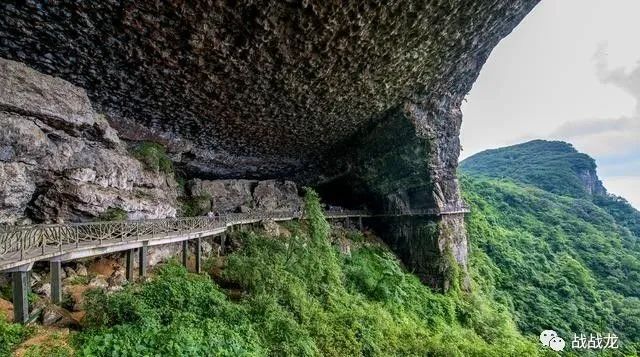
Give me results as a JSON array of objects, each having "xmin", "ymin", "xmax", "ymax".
[
  {"xmin": 318, "ymin": 92, "xmax": 468, "ymax": 290},
  {"xmin": 0, "ymin": 58, "xmax": 178, "ymax": 224},
  {"xmin": 578, "ymin": 169, "xmax": 607, "ymax": 196},
  {"xmin": 187, "ymin": 178, "xmax": 302, "ymax": 213}
]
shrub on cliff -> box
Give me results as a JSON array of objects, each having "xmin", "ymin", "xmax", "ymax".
[
  {"xmin": 96, "ymin": 207, "xmax": 127, "ymax": 221},
  {"xmin": 179, "ymin": 194, "xmax": 212, "ymax": 217},
  {"xmin": 131, "ymin": 142, "xmax": 173, "ymax": 175}
]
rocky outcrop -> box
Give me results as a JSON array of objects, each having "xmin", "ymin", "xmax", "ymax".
[
  {"xmin": 317, "ymin": 93, "xmax": 469, "ymax": 290},
  {"xmin": 187, "ymin": 179, "xmax": 302, "ymax": 213},
  {"xmin": 578, "ymin": 169, "xmax": 607, "ymax": 196},
  {"xmin": 42, "ymin": 304, "xmax": 80, "ymax": 327},
  {"xmin": 0, "ymin": 58, "xmax": 178, "ymax": 224},
  {"xmin": 0, "ymin": 1, "xmax": 540, "ymax": 289}
]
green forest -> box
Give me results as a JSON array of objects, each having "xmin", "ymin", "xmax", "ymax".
[
  {"xmin": 1, "ymin": 189, "xmax": 542, "ymax": 356},
  {"xmin": 2, "ymin": 140, "xmax": 639, "ymax": 356},
  {"xmin": 461, "ymin": 140, "xmax": 640, "ymax": 355}
]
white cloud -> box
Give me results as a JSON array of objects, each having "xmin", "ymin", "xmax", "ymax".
[
  {"xmin": 596, "ymin": 45, "xmax": 640, "ymax": 113},
  {"xmin": 549, "ymin": 118, "xmax": 639, "ymax": 158},
  {"xmin": 552, "ymin": 117, "xmax": 638, "ymax": 139},
  {"xmin": 550, "ymin": 50, "xmax": 640, "ymax": 158}
]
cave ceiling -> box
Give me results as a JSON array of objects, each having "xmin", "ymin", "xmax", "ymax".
[{"xmin": 0, "ymin": 0, "xmax": 538, "ymax": 179}]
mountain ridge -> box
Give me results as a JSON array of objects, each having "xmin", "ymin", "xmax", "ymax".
[
  {"xmin": 460, "ymin": 139, "xmax": 639, "ymax": 237},
  {"xmin": 460, "ymin": 140, "xmax": 607, "ymax": 198}
]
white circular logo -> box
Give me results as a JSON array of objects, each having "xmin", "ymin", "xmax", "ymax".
[
  {"xmin": 540, "ymin": 330, "xmax": 565, "ymax": 351},
  {"xmin": 549, "ymin": 336, "xmax": 566, "ymax": 351},
  {"xmin": 539, "ymin": 330, "xmax": 557, "ymax": 346}
]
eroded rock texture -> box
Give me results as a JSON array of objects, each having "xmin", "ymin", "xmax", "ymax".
[
  {"xmin": 0, "ymin": 1, "xmax": 539, "ymax": 289},
  {"xmin": 187, "ymin": 178, "xmax": 302, "ymax": 213},
  {"xmin": 1, "ymin": 0, "xmax": 537, "ymax": 178},
  {"xmin": 318, "ymin": 92, "xmax": 469, "ymax": 290},
  {"xmin": 0, "ymin": 58, "xmax": 178, "ymax": 224}
]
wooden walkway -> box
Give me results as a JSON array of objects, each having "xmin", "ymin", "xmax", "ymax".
[{"xmin": 0, "ymin": 205, "xmax": 468, "ymax": 323}]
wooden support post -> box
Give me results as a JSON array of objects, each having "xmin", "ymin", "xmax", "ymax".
[
  {"xmin": 220, "ymin": 233, "xmax": 226, "ymax": 255},
  {"xmin": 358, "ymin": 216, "xmax": 363, "ymax": 231},
  {"xmin": 182, "ymin": 240, "xmax": 188, "ymax": 268},
  {"xmin": 12, "ymin": 271, "xmax": 29, "ymax": 324},
  {"xmin": 50, "ymin": 261, "xmax": 62, "ymax": 304},
  {"xmin": 346, "ymin": 217, "xmax": 351, "ymax": 229},
  {"xmin": 125, "ymin": 249, "xmax": 134, "ymax": 281},
  {"xmin": 138, "ymin": 245, "xmax": 148, "ymax": 278},
  {"xmin": 195, "ymin": 237, "xmax": 202, "ymax": 274}
]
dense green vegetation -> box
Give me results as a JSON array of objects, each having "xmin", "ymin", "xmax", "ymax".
[
  {"xmin": 461, "ymin": 140, "xmax": 640, "ymax": 354},
  {"xmin": 463, "ymin": 176, "xmax": 640, "ymax": 354},
  {"xmin": 67, "ymin": 189, "xmax": 541, "ymax": 356},
  {"xmin": 460, "ymin": 140, "xmax": 599, "ymax": 199},
  {"xmin": 0, "ymin": 316, "xmax": 31, "ymax": 356},
  {"xmin": 96, "ymin": 207, "xmax": 127, "ymax": 222},
  {"xmin": 460, "ymin": 140, "xmax": 640, "ymax": 238},
  {"xmin": 131, "ymin": 141, "xmax": 173, "ymax": 175},
  {"xmin": 593, "ymin": 194, "xmax": 640, "ymax": 237}
]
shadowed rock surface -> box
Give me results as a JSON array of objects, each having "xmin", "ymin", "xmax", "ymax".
[
  {"xmin": 0, "ymin": 0, "xmax": 537, "ymax": 178},
  {"xmin": 188, "ymin": 178, "xmax": 302, "ymax": 213},
  {"xmin": 0, "ymin": 0, "xmax": 539, "ymax": 289}
]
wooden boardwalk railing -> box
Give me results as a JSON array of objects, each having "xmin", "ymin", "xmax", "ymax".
[
  {"xmin": 0, "ymin": 205, "xmax": 468, "ymax": 272},
  {"xmin": 0, "ymin": 204, "xmax": 469, "ymax": 323},
  {"xmin": 1, "ymin": 212, "xmax": 284, "ymax": 263}
]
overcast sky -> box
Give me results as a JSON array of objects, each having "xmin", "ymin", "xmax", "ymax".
[{"xmin": 461, "ymin": 0, "xmax": 640, "ymax": 208}]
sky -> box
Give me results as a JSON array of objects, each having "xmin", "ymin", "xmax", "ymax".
[{"xmin": 461, "ymin": 0, "xmax": 640, "ymax": 208}]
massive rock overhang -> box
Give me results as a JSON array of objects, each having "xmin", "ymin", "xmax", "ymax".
[{"xmin": 0, "ymin": 0, "xmax": 538, "ymax": 180}]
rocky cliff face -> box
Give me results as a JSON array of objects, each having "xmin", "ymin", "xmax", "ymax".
[
  {"xmin": 318, "ymin": 92, "xmax": 469, "ymax": 290},
  {"xmin": 0, "ymin": 1, "xmax": 539, "ymax": 289},
  {"xmin": 0, "ymin": 58, "xmax": 178, "ymax": 224},
  {"xmin": 187, "ymin": 178, "xmax": 302, "ymax": 213},
  {"xmin": 577, "ymin": 169, "xmax": 607, "ymax": 197}
]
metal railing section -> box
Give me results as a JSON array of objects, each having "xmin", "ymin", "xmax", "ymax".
[{"xmin": 0, "ymin": 205, "xmax": 469, "ymax": 263}]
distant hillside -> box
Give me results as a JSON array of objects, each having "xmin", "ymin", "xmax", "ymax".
[
  {"xmin": 461, "ymin": 140, "xmax": 639, "ymax": 237},
  {"xmin": 460, "ymin": 140, "xmax": 605, "ymax": 198},
  {"xmin": 460, "ymin": 140, "xmax": 640, "ymax": 353},
  {"xmin": 462, "ymin": 176, "xmax": 640, "ymax": 354}
]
